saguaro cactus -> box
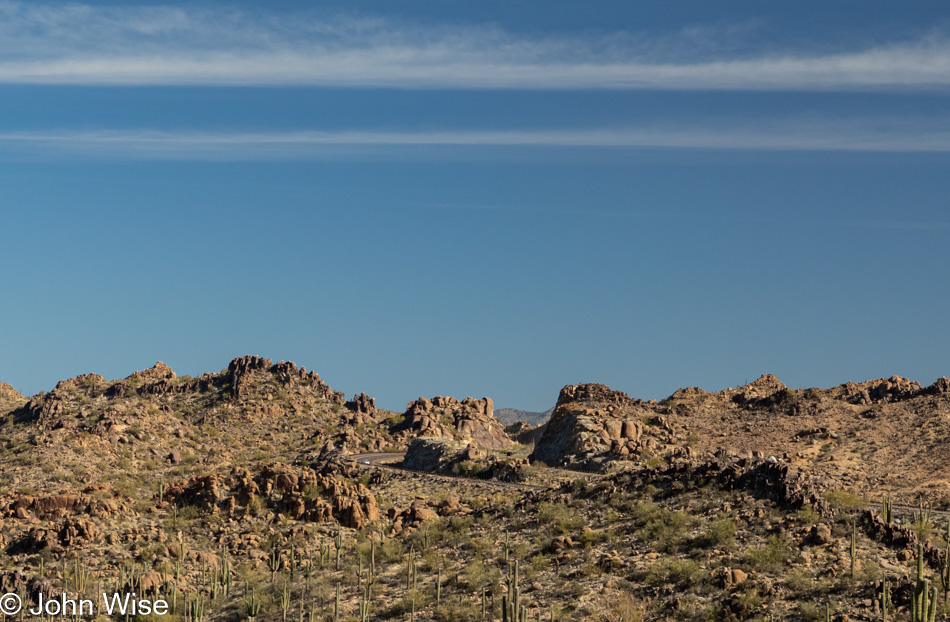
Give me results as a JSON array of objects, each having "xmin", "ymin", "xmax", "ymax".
[
  {"xmin": 335, "ymin": 533, "xmax": 344, "ymax": 570},
  {"xmin": 911, "ymin": 544, "xmax": 938, "ymax": 622},
  {"xmin": 503, "ymin": 560, "xmax": 524, "ymax": 622}
]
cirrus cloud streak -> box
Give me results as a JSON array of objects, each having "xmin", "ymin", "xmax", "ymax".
[
  {"xmin": 0, "ymin": 2, "xmax": 950, "ymax": 90},
  {"xmin": 2, "ymin": 121, "xmax": 950, "ymax": 160}
]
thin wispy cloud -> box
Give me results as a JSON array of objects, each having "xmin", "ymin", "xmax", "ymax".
[
  {"xmin": 2, "ymin": 120, "xmax": 950, "ymax": 159},
  {"xmin": 1, "ymin": 2, "xmax": 950, "ymax": 90}
]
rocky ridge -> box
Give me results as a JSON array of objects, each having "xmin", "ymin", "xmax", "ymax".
[{"xmin": 2, "ymin": 360, "xmax": 950, "ymax": 621}]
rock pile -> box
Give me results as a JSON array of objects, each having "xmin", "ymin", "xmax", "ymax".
[
  {"xmin": 838, "ymin": 375, "xmax": 950, "ymax": 405},
  {"xmin": 162, "ymin": 462, "xmax": 379, "ymax": 529},
  {"xmin": 227, "ymin": 356, "xmax": 341, "ymax": 403},
  {"xmin": 393, "ymin": 396, "xmax": 512, "ymax": 450},
  {"xmin": 530, "ymin": 383, "xmax": 650, "ymax": 467}
]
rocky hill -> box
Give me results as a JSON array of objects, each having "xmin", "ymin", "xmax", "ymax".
[
  {"xmin": 2, "ymin": 360, "xmax": 950, "ymax": 621},
  {"xmin": 530, "ymin": 382, "xmax": 682, "ymax": 468},
  {"xmin": 0, "ymin": 381, "xmax": 25, "ymax": 414},
  {"xmin": 531, "ymin": 373, "xmax": 950, "ymax": 503}
]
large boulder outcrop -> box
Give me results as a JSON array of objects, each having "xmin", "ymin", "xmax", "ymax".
[
  {"xmin": 392, "ymin": 395, "xmax": 512, "ymax": 450},
  {"xmin": 227, "ymin": 356, "xmax": 341, "ymax": 403},
  {"xmin": 163, "ymin": 462, "xmax": 378, "ymax": 529},
  {"xmin": 344, "ymin": 393, "xmax": 377, "ymax": 425},
  {"xmin": 530, "ymin": 383, "xmax": 649, "ymax": 467}
]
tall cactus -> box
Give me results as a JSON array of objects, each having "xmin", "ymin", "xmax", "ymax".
[
  {"xmin": 244, "ymin": 588, "xmax": 262, "ymax": 622},
  {"xmin": 941, "ymin": 522, "xmax": 950, "ymax": 600},
  {"xmin": 880, "ymin": 573, "xmax": 891, "ymax": 622},
  {"xmin": 280, "ymin": 582, "xmax": 291, "ymax": 622},
  {"xmin": 504, "ymin": 560, "xmax": 523, "ymax": 622},
  {"xmin": 851, "ymin": 521, "xmax": 858, "ymax": 579},
  {"xmin": 370, "ymin": 538, "xmax": 376, "ymax": 579},
  {"xmin": 407, "ymin": 546, "xmax": 417, "ymax": 590},
  {"xmin": 911, "ymin": 543, "xmax": 938, "ymax": 622},
  {"xmin": 335, "ymin": 532, "xmax": 343, "ymax": 571},
  {"xmin": 334, "ymin": 583, "xmax": 340, "ymax": 622},
  {"xmin": 270, "ymin": 548, "xmax": 282, "ymax": 583}
]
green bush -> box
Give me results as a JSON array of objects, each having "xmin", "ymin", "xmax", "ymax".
[
  {"xmin": 743, "ymin": 534, "xmax": 790, "ymax": 572},
  {"xmin": 693, "ymin": 514, "xmax": 736, "ymax": 551},
  {"xmin": 641, "ymin": 557, "xmax": 702, "ymax": 587},
  {"xmin": 631, "ymin": 500, "xmax": 692, "ymax": 552},
  {"xmin": 537, "ymin": 502, "xmax": 585, "ymax": 535}
]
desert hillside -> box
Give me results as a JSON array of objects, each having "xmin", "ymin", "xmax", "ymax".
[{"xmin": 1, "ymin": 359, "xmax": 949, "ymax": 621}]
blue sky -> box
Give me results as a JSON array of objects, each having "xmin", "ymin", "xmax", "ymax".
[{"xmin": 1, "ymin": 1, "xmax": 949, "ymax": 411}]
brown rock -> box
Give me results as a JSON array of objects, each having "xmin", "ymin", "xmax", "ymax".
[{"xmin": 812, "ymin": 523, "xmax": 833, "ymax": 546}]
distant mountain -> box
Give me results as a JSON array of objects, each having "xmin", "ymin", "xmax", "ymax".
[{"xmin": 494, "ymin": 406, "xmax": 554, "ymax": 426}]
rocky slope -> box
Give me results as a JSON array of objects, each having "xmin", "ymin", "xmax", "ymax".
[
  {"xmin": 0, "ymin": 381, "xmax": 25, "ymax": 413},
  {"xmin": 3, "ymin": 360, "xmax": 950, "ymax": 621},
  {"xmin": 531, "ymin": 373, "xmax": 950, "ymax": 505}
]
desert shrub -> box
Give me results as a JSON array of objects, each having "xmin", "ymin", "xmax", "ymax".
[
  {"xmin": 378, "ymin": 537, "xmax": 404, "ymax": 563},
  {"xmin": 631, "ymin": 500, "xmax": 692, "ymax": 552},
  {"xmin": 433, "ymin": 597, "xmax": 480, "ymax": 622},
  {"xmin": 640, "ymin": 557, "xmax": 702, "ymax": 587},
  {"xmin": 537, "ymin": 502, "xmax": 585, "ymax": 535},
  {"xmin": 302, "ymin": 484, "xmax": 324, "ymax": 499},
  {"xmin": 855, "ymin": 559, "xmax": 881, "ymax": 583},
  {"xmin": 797, "ymin": 601, "xmax": 827, "ymax": 622},
  {"xmin": 606, "ymin": 592, "xmax": 644, "ymax": 622},
  {"xmin": 785, "ymin": 568, "xmax": 815, "ymax": 593},
  {"xmin": 743, "ymin": 534, "xmax": 791, "ymax": 572},
  {"xmin": 409, "ymin": 519, "xmax": 445, "ymax": 550},
  {"xmin": 579, "ymin": 528, "xmax": 607, "ymax": 547},
  {"xmin": 379, "ymin": 589, "xmax": 425, "ymax": 618},
  {"xmin": 797, "ymin": 505, "xmax": 821, "ymax": 525},
  {"xmin": 728, "ymin": 586, "xmax": 764, "ymax": 618},
  {"xmin": 823, "ymin": 489, "xmax": 861, "ymax": 510},
  {"xmin": 693, "ymin": 514, "xmax": 736, "ymax": 551},
  {"xmin": 246, "ymin": 494, "xmax": 267, "ymax": 517}
]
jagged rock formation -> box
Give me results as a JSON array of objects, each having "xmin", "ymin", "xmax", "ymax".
[
  {"xmin": 163, "ymin": 462, "xmax": 379, "ymax": 529},
  {"xmin": 835, "ymin": 375, "xmax": 950, "ymax": 405},
  {"xmin": 392, "ymin": 395, "xmax": 512, "ymax": 450},
  {"xmin": 0, "ymin": 493, "xmax": 128, "ymax": 521},
  {"xmin": 344, "ymin": 392, "xmax": 377, "ymax": 425},
  {"xmin": 530, "ymin": 383, "xmax": 660, "ymax": 467},
  {"xmin": 227, "ymin": 355, "xmax": 341, "ymax": 403}
]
